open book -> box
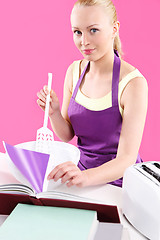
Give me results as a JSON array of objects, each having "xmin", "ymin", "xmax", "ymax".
[
  {"xmin": 2, "ymin": 141, "xmax": 92, "ymax": 200},
  {"xmin": 1, "ymin": 141, "xmax": 111, "ymax": 203},
  {"xmin": 0, "ymin": 141, "xmax": 120, "ymax": 224}
]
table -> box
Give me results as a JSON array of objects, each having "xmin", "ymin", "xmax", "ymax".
[{"xmin": 0, "ymin": 152, "xmax": 148, "ymax": 240}]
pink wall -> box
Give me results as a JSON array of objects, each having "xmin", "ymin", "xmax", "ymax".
[{"xmin": 0, "ymin": 0, "xmax": 159, "ymax": 161}]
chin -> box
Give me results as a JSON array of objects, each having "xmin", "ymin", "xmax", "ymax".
[{"xmin": 82, "ymin": 54, "xmax": 97, "ymax": 62}]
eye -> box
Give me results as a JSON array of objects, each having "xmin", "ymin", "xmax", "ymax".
[
  {"xmin": 90, "ymin": 28, "xmax": 99, "ymax": 33},
  {"xmin": 73, "ymin": 30, "xmax": 82, "ymax": 36}
]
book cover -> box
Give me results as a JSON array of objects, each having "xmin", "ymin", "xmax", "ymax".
[{"xmin": 0, "ymin": 204, "xmax": 98, "ymax": 240}]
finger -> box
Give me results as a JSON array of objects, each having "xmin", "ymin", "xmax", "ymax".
[
  {"xmin": 66, "ymin": 181, "xmax": 74, "ymax": 188},
  {"xmin": 43, "ymin": 88, "xmax": 55, "ymax": 103},
  {"xmin": 66, "ymin": 177, "xmax": 80, "ymax": 187},
  {"xmin": 37, "ymin": 99, "xmax": 45, "ymax": 108},
  {"xmin": 53, "ymin": 169, "xmax": 66, "ymax": 182},
  {"xmin": 43, "ymin": 85, "xmax": 50, "ymax": 95},
  {"xmin": 47, "ymin": 162, "xmax": 76, "ymax": 180},
  {"xmin": 40, "ymin": 89, "xmax": 47, "ymax": 98},
  {"xmin": 37, "ymin": 91, "xmax": 46, "ymax": 103},
  {"xmin": 50, "ymin": 89, "xmax": 58, "ymax": 101},
  {"xmin": 47, "ymin": 167, "xmax": 59, "ymax": 180},
  {"xmin": 67, "ymin": 176, "xmax": 83, "ymax": 188},
  {"xmin": 61, "ymin": 170, "xmax": 79, "ymax": 184},
  {"xmin": 53, "ymin": 164, "xmax": 77, "ymax": 182}
]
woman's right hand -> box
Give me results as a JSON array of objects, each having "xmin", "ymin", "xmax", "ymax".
[{"xmin": 37, "ymin": 85, "xmax": 60, "ymax": 117}]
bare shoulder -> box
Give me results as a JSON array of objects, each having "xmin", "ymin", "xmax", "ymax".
[
  {"xmin": 120, "ymin": 59, "xmax": 148, "ymax": 109},
  {"xmin": 120, "ymin": 59, "xmax": 148, "ymax": 89},
  {"xmin": 64, "ymin": 60, "xmax": 86, "ymax": 92},
  {"xmin": 79, "ymin": 59, "xmax": 88, "ymax": 74},
  {"xmin": 120, "ymin": 59, "xmax": 136, "ymax": 79},
  {"xmin": 120, "ymin": 60, "xmax": 146, "ymax": 79},
  {"xmin": 61, "ymin": 62, "xmax": 75, "ymax": 118}
]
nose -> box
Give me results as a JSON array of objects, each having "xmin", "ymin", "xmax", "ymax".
[{"xmin": 81, "ymin": 33, "xmax": 90, "ymax": 46}]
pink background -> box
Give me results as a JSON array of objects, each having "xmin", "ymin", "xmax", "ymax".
[{"xmin": 0, "ymin": 0, "xmax": 159, "ymax": 161}]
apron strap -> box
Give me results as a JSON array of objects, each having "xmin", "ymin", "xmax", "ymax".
[
  {"xmin": 72, "ymin": 50, "xmax": 121, "ymax": 105},
  {"xmin": 112, "ymin": 50, "xmax": 121, "ymax": 106},
  {"xmin": 72, "ymin": 61, "xmax": 90, "ymax": 100}
]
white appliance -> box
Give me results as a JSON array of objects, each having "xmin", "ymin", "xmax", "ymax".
[{"xmin": 122, "ymin": 161, "xmax": 160, "ymax": 240}]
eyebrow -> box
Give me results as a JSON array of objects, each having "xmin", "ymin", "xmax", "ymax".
[{"xmin": 72, "ymin": 24, "xmax": 99, "ymax": 29}]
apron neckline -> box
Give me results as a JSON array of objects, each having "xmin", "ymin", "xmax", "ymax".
[{"xmin": 72, "ymin": 50, "xmax": 121, "ymax": 112}]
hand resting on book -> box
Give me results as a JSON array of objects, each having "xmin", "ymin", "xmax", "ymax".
[{"xmin": 47, "ymin": 161, "xmax": 90, "ymax": 188}]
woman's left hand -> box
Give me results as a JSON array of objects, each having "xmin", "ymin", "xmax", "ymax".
[{"xmin": 47, "ymin": 161, "xmax": 90, "ymax": 188}]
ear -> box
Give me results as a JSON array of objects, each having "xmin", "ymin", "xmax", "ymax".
[{"xmin": 112, "ymin": 21, "xmax": 120, "ymax": 38}]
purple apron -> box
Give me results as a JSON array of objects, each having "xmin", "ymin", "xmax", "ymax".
[{"xmin": 68, "ymin": 50, "xmax": 142, "ymax": 187}]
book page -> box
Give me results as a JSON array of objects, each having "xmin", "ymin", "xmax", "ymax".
[
  {"xmin": 0, "ymin": 184, "xmax": 35, "ymax": 195},
  {"xmin": 37, "ymin": 180, "xmax": 106, "ymax": 204},
  {"xmin": 42, "ymin": 141, "xmax": 80, "ymax": 192},
  {"xmin": 3, "ymin": 142, "xmax": 49, "ymax": 194},
  {"xmin": 0, "ymin": 153, "xmax": 35, "ymax": 196},
  {"xmin": 5, "ymin": 154, "xmax": 33, "ymax": 189}
]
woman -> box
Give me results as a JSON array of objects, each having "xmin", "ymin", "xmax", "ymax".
[{"xmin": 37, "ymin": 0, "xmax": 148, "ymax": 188}]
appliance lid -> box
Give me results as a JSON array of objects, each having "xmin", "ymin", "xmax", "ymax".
[{"xmin": 134, "ymin": 162, "xmax": 160, "ymax": 187}]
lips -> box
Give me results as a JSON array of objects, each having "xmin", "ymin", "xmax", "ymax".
[{"xmin": 82, "ymin": 49, "xmax": 95, "ymax": 55}]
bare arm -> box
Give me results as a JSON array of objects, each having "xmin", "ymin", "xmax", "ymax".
[
  {"xmin": 85, "ymin": 76, "xmax": 148, "ymax": 185},
  {"xmin": 37, "ymin": 63, "xmax": 75, "ymax": 142}
]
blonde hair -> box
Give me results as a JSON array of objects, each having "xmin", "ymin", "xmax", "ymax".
[{"xmin": 73, "ymin": 0, "xmax": 123, "ymax": 57}]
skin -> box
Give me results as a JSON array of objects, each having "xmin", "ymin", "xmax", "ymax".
[{"xmin": 37, "ymin": 5, "xmax": 148, "ymax": 188}]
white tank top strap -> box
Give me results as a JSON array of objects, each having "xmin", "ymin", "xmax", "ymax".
[
  {"xmin": 119, "ymin": 69, "xmax": 144, "ymax": 97},
  {"xmin": 72, "ymin": 60, "xmax": 81, "ymax": 92},
  {"xmin": 118, "ymin": 69, "xmax": 144, "ymax": 112}
]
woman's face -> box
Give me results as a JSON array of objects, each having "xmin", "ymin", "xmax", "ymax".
[{"xmin": 71, "ymin": 5, "xmax": 118, "ymax": 61}]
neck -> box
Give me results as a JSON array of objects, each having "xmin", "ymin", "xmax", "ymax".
[{"xmin": 89, "ymin": 49, "xmax": 115, "ymax": 76}]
